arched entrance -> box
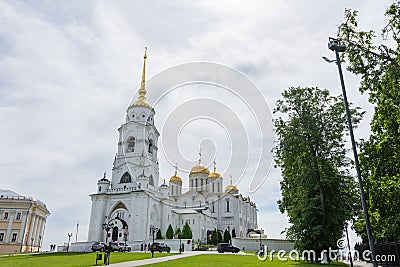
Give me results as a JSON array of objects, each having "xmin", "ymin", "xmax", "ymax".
[{"xmin": 112, "ymin": 227, "xmax": 118, "ymax": 241}]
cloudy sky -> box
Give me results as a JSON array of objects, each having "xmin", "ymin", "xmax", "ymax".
[{"xmin": 0, "ymin": 0, "xmax": 391, "ymax": 250}]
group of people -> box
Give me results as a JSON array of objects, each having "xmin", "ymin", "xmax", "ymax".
[
  {"xmin": 140, "ymin": 243, "xmax": 152, "ymax": 252},
  {"xmin": 49, "ymin": 244, "xmax": 57, "ymax": 251}
]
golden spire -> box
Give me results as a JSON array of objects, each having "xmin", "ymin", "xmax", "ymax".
[
  {"xmin": 208, "ymin": 158, "xmax": 221, "ymax": 178},
  {"xmin": 226, "ymin": 174, "xmax": 238, "ymax": 191},
  {"xmin": 174, "ymin": 163, "xmax": 178, "ymax": 176},
  {"xmin": 198, "ymin": 148, "xmax": 202, "ymax": 164},
  {"xmin": 139, "ymin": 47, "xmax": 147, "ymax": 101},
  {"xmin": 132, "ymin": 47, "xmax": 151, "ymax": 108},
  {"xmin": 213, "ymin": 158, "xmax": 216, "ymax": 173}
]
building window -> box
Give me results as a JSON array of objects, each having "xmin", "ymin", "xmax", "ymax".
[
  {"xmin": 126, "ymin": 137, "xmax": 135, "ymax": 153},
  {"xmin": 16, "ymin": 213, "xmax": 21, "ymax": 220},
  {"xmin": 120, "ymin": 172, "xmax": 132, "ymax": 183},
  {"xmin": 3, "ymin": 212, "xmax": 8, "ymax": 220},
  {"xmin": 212, "ymin": 182, "xmax": 214, "ymax": 192},
  {"xmin": 226, "ymin": 200, "xmax": 230, "ymax": 212},
  {"xmin": 212, "ymin": 203, "xmax": 215, "ymax": 213},
  {"xmin": 11, "ymin": 233, "xmax": 17, "ymax": 242},
  {"xmin": 0, "ymin": 233, "xmax": 4, "ymax": 242},
  {"xmin": 193, "ymin": 219, "xmax": 194, "ymax": 224},
  {"xmin": 148, "ymin": 139, "xmax": 153, "ymax": 154}
]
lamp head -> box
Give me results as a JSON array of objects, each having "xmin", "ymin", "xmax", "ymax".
[{"xmin": 328, "ymin": 37, "xmax": 346, "ymax": 52}]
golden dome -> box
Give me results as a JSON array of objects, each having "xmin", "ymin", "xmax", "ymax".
[
  {"xmin": 226, "ymin": 184, "xmax": 239, "ymax": 191},
  {"xmin": 208, "ymin": 159, "xmax": 221, "ymax": 178},
  {"xmin": 226, "ymin": 175, "xmax": 239, "ymax": 191},
  {"xmin": 190, "ymin": 163, "xmax": 210, "ymax": 175},
  {"xmin": 169, "ymin": 174, "xmax": 182, "ymax": 183},
  {"xmin": 132, "ymin": 99, "xmax": 152, "ymax": 108},
  {"xmin": 208, "ymin": 172, "xmax": 221, "ymax": 178}
]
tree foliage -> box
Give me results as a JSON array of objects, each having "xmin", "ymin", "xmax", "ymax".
[
  {"xmin": 274, "ymin": 86, "xmax": 361, "ymax": 257},
  {"xmin": 166, "ymin": 224, "xmax": 174, "ymax": 239},
  {"xmin": 337, "ymin": 1, "xmax": 400, "ymax": 241},
  {"xmin": 182, "ymin": 222, "xmax": 192, "ymax": 239},
  {"xmin": 156, "ymin": 228, "xmax": 163, "ymax": 239},
  {"xmin": 223, "ymin": 229, "xmax": 231, "ymax": 243}
]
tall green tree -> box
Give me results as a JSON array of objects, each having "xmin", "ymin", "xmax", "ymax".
[
  {"xmin": 166, "ymin": 224, "xmax": 174, "ymax": 239},
  {"xmin": 175, "ymin": 227, "xmax": 181, "ymax": 238},
  {"xmin": 337, "ymin": 1, "xmax": 400, "ymax": 241},
  {"xmin": 274, "ymin": 86, "xmax": 361, "ymax": 258},
  {"xmin": 223, "ymin": 229, "xmax": 231, "ymax": 243},
  {"xmin": 182, "ymin": 222, "xmax": 192, "ymax": 239},
  {"xmin": 156, "ymin": 228, "xmax": 163, "ymax": 239}
]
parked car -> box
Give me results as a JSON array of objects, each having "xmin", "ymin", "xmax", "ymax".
[
  {"xmin": 110, "ymin": 241, "xmax": 132, "ymax": 252},
  {"xmin": 91, "ymin": 242, "xmax": 106, "ymax": 252},
  {"xmin": 150, "ymin": 242, "xmax": 171, "ymax": 253},
  {"xmin": 217, "ymin": 243, "xmax": 240, "ymax": 253}
]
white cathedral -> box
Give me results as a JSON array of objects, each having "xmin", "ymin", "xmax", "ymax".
[{"xmin": 87, "ymin": 50, "xmax": 258, "ymax": 246}]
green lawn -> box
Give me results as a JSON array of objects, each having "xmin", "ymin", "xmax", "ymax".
[
  {"xmin": 145, "ymin": 254, "xmax": 348, "ymax": 267},
  {"xmin": 0, "ymin": 251, "xmax": 174, "ymax": 267}
]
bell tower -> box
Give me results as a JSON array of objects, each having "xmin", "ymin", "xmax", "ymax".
[{"xmin": 111, "ymin": 48, "xmax": 160, "ymax": 191}]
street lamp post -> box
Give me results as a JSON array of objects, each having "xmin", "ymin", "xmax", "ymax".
[
  {"xmin": 67, "ymin": 233, "xmax": 73, "ymax": 252},
  {"xmin": 124, "ymin": 226, "xmax": 128, "ymax": 252},
  {"xmin": 327, "ymin": 37, "xmax": 377, "ymax": 267},
  {"xmin": 102, "ymin": 216, "xmax": 121, "ymax": 243},
  {"xmin": 149, "ymin": 225, "xmax": 158, "ymax": 258},
  {"xmin": 179, "ymin": 232, "xmax": 182, "ymax": 254}
]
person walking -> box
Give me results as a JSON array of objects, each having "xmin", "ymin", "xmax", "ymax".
[{"xmin": 104, "ymin": 242, "xmax": 112, "ymax": 265}]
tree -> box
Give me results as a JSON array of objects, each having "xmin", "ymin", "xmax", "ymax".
[
  {"xmin": 166, "ymin": 224, "xmax": 174, "ymax": 239},
  {"xmin": 175, "ymin": 227, "xmax": 181, "ymax": 238},
  {"xmin": 337, "ymin": 1, "xmax": 400, "ymax": 241},
  {"xmin": 182, "ymin": 222, "xmax": 192, "ymax": 239},
  {"xmin": 156, "ymin": 228, "xmax": 162, "ymax": 239},
  {"xmin": 211, "ymin": 228, "xmax": 223, "ymax": 245},
  {"xmin": 223, "ymin": 229, "xmax": 231, "ymax": 243},
  {"xmin": 274, "ymin": 86, "xmax": 361, "ymax": 259}
]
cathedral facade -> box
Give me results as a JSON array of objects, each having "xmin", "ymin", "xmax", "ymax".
[{"xmin": 87, "ymin": 51, "xmax": 258, "ymax": 246}]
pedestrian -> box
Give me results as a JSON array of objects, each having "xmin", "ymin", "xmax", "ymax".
[
  {"xmin": 181, "ymin": 243, "xmax": 184, "ymax": 252},
  {"xmin": 104, "ymin": 242, "xmax": 112, "ymax": 265},
  {"xmin": 141, "ymin": 243, "xmax": 143, "ymax": 251},
  {"xmin": 144, "ymin": 243, "xmax": 147, "ymax": 253}
]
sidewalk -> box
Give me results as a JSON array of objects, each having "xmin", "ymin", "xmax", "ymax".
[
  {"xmin": 343, "ymin": 260, "xmax": 373, "ymax": 267},
  {"xmin": 106, "ymin": 251, "xmax": 212, "ymax": 267}
]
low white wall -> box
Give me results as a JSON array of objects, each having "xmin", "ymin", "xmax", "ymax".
[
  {"xmin": 70, "ymin": 242, "xmax": 94, "ymax": 252},
  {"xmin": 232, "ymin": 238, "xmax": 295, "ymax": 252},
  {"xmin": 132, "ymin": 239, "xmax": 192, "ymax": 252}
]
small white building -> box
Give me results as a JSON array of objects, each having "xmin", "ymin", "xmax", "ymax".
[{"xmin": 87, "ymin": 50, "xmax": 258, "ymax": 247}]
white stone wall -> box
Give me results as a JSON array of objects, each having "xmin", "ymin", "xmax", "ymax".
[{"xmin": 232, "ymin": 238, "xmax": 295, "ymax": 252}]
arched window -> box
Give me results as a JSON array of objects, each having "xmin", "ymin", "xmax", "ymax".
[
  {"xmin": 217, "ymin": 182, "xmax": 220, "ymax": 192},
  {"xmin": 226, "ymin": 200, "xmax": 230, "ymax": 212},
  {"xmin": 212, "ymin": 182, "xmax": 215, "ymax": 192},
  {"xmin": 126, "ymin": 137, "xmax": 135, "ymax": 153},
  {"xmin": 148, "ymin": 139, "xmax": 153, "ymax": 154},
  {"xmin": 120, "ymin": 172, "xmax": 132, "ymax": 183},
  {"xmin": 149, "ymin": 175, "xmax": 154, "ymax": 186}
]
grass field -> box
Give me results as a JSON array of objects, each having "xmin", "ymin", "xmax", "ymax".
[
  {"xmin": 145, "ymin": 254, "xmax": 348, "ymax": 267},
  {"xmin": 0, "ymin": 251, "xmax": 174, "ymax": 267},
  {"xmin": 0, "ymin": 252, "xmax": 349, "ymax": 267}
]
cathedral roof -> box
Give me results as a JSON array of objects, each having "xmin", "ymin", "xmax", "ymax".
[
  {"xmin": 226, "ymin": 176, "xmax": 239, "ymax": 191},
  {"xmin": 208, "ymin": 160, "xmax": 221, "ymax": 178},
  {"xmin": 170, "ymin": 165, "xmax": 182, "ymax": 183},
  {"xmin": 190, "ymin": 163, "xmax": 210, "ymax": 175},
  {"xmin": 169, "ymin": 174, "xmax": 182, "ymax": 183}
]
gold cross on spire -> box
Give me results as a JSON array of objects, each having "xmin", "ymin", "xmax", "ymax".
[{"xmin": 198, "ymin": 148, "xmax": 202, "ymax": 164}]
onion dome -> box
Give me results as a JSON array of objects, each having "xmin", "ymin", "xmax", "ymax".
[
  {"xmin": 208, "ymin": 159, "xmax": 221, "ymax": 178},
  {"xmin": 226, "ymin": 175, "xmax": 239, "ymax": 191},
  {"xmin": 190, "ymin": 163, "xmax": 210, "ymax": 175},
  {"xmin": 169, "ymin": 164, "xmax": 182, "ymax": 183}
]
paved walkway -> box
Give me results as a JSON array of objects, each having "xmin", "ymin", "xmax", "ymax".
[
  {"xmin": 106, "ymin": 251, "xmax": 215, "ymax": 267},
  {"xmin": 342, "ymin": 260, "xmax": 373, "ymax": 267}
]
